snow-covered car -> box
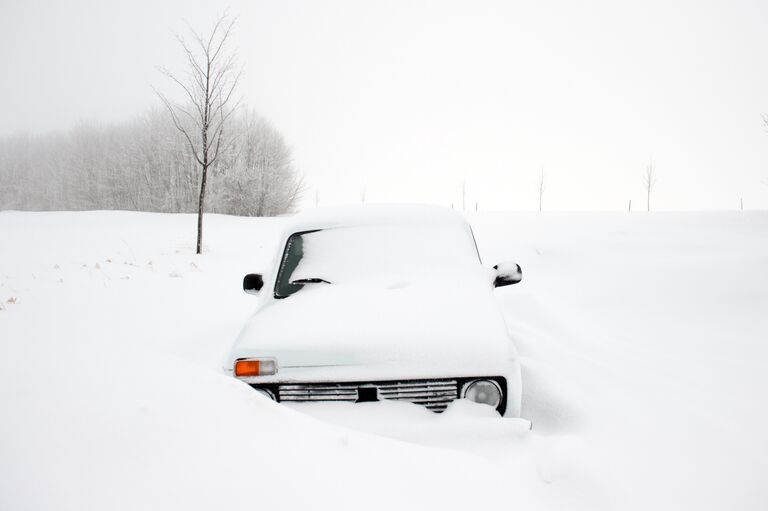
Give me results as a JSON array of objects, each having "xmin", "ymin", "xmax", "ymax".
[{"xmin": 226, "ymin": 205, "xmax": 524, "ymax": 416}]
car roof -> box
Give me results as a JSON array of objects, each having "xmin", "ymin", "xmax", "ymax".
[{"xmin": 281, "ymin": 204, "xmax": 469, "ymax": 235}]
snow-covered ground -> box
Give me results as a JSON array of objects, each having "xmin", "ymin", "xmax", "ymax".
[{"xmin": 1, "ymin": 209, "xmax": 766, "ymax": 510}]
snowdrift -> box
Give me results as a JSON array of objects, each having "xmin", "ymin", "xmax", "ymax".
[{"xmin": 1, "ymin": 209, "xmax": 766, "ymax": 510}]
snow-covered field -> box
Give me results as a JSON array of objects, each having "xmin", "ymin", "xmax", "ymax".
[{"xmin": 1, "ymin": 209, "xmax": 767, "ymax": 510}]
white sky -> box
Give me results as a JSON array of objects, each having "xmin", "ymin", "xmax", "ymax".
[{"xmin": 2, "ymin": 0, "xmax": 768, "ymax": 211}]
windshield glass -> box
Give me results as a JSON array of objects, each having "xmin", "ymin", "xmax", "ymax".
[{"xmin": 274, "ymin": 223, "xmax": 479, "ymax": 298}]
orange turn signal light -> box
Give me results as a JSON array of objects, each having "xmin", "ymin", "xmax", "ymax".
[
  {"xmin": 235, "ymin": 360, "xmax": 261, "ymax": 377},
  {"xmin": 234, "ymin": 358, "xmax": 277, "ymax": 377}
]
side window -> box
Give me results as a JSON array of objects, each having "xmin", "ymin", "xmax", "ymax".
[{"xmin": 274, "ymin": 232, "xmax": 306, "ymax": 298}]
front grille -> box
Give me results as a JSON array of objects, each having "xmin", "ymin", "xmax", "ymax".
[{"xmin": 278, "ymin": 379, "xmax": 459, "ymax": 413}]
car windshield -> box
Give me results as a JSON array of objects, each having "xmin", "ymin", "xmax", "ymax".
[{"xmin": 274, "ymin": 222, "xmax": 480, "ymax": 298}]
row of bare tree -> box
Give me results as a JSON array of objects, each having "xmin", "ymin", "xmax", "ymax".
[
  {"xmin": 0, "ymin": 107, "xmax": 303, "ymax": 217},
  {"xmin": 534, "ymin": 163, "xmax": 657, "ymax": 212}
]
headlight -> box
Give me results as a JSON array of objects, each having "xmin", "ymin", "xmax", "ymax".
[
  {"xmin": 234, "ymin": 358, "xmax": 278, "ymax": 377},
  {"xmin": 462, "ymin": 379, "xmax": 502, "ymax": 408}
]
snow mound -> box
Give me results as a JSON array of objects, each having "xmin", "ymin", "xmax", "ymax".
[{"xmin": 1, "ymin": 209, "xmax": 767, "ymax": 510}]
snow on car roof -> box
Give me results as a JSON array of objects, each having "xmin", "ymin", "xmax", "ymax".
[{"xmin": 281, "ymin": 204, "xmax": 468, "ymax": 235}]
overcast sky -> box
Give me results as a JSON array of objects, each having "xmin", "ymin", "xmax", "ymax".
[{"xmin": 2, "ymin": 0, "xmax": 768, "ymax": 211}]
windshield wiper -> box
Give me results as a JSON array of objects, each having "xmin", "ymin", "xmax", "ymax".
[{"xmin": 290, "ymin": 277, "xmax": 332, "ymax": 285}]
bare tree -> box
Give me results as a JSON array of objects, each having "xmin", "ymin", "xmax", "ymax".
[
  {"xmin": 154, "ymin": 14, "xmax": 242, "ymax": 254},
  {"xmin": 642, "ymin": 161, "xmax": 656, "ymax": 211},
  {"xmin": 538, "ymin": 168, "xmax": 546, "ymax": 212}
]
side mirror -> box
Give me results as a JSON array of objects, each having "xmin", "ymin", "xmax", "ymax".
[
  {"xmin": 493, "ymin": 262, "xmax": 522, "ymax": 287},
  {"xmin": 243, "ymin": 273, "xmax": 264, "ymax": 295}
]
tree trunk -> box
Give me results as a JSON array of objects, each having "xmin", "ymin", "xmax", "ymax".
[{"xmin": 197, "ymin": 163, "xmax": 208, "ymax": 254}]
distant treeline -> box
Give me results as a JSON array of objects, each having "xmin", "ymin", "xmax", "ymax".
[{"xmin": 0, "ymin": 107, "xmax": 303, "ymax": 216}]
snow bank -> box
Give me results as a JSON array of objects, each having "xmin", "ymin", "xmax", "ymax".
[{"xmin": 1, "ymin": 209, "xmax": 767, "ymax": 510}]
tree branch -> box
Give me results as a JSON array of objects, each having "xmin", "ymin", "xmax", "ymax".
[{"xmin": 152, "ymin": 87, "xmax": 203, "ymax": 166}]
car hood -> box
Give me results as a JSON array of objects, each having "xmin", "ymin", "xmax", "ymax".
[{"xmin": 226, "ymin": 278, "xmax": 518, "ymax": 381}]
